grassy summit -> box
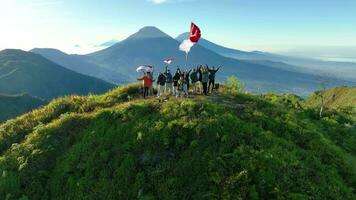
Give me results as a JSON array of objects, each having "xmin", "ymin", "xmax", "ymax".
[{"xmin": 0, "ymin": 84, "xmax": 355, "ymax": 199}]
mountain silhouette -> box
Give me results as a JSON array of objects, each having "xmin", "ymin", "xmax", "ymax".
[
  {"xmin": 0, "ymin": 93, "xmax": 46, "ymax": 122},
  {"xmin": 32, "ymin": 27, "xmax": 356, "ymax": 96},
  {"xmin": 30, "ymin": 48, "xmax": 128, "ymax": 84},
  {"xmin": 0, "ymin": 49, "xmax": 115, "ymax": 99},
  {"xmin": 176, "ymin": 32, "xmax": 356, "ymax": 82}
]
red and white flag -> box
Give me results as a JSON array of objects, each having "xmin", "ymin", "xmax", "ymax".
[
  {"xmin": 164, "ymin": 58, "xmax": 173, "ymax": 64},
  {"xmin": 179, "ymin": 22, "xmax": 201, "ymax": 54},
  {"xmin": 189, "ymin": 22, "xmax": 201, "ymax": 43},
  {"xmin": 136, "ymin": 65, "xmax": 154, "ymax": 73}
]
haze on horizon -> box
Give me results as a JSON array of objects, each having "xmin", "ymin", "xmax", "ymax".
[{"xmin": 1, "ymin": 0, "xmax": 355, "ymax": 61}]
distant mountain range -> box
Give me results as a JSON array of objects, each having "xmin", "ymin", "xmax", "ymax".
[
  {"xmin": 30, "ymin": 26, "xmax": 356, "ymax": 96},
  {"xmin": 0, "ymin": 49, "xmax": 115, "ymax": 99},
  {"xmin": 30, "ymin": 48, "xmax": 129, "ymax": 84},
  {"xmin": 176, "ymin": 32, "xmax": 356, "ymax": 81},
  {"xmin": 0, "ymin": 93, "xmax": 46, "ymax": 123}
]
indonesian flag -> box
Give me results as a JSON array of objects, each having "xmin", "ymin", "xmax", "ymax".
[
  {"xmin": 179, "ymin": 22, "xmax": 201, "ymax": 54},
  {"xmin": 189, "ymin": 22, "xmax": 201, "ymax": 43},
  {"xmin": 164, "ymin": 58, "xmax": 173, "ymax": 64},
  {"xmin": 136, "ymin": 65, "xmax": 153, "ymax": 73}
]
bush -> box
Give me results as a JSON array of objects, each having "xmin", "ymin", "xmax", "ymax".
[{"xmin": 225, "ymin": 75, "xmax": 246, "ymax": 95}]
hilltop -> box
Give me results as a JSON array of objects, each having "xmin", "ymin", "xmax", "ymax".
[{"xmin": 0, "ymin": 84, "xmax": 355, "ymax": 199}]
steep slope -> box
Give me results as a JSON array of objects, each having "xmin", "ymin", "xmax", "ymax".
[
  {"xmin": 306, "ymin": 86, "xmax": 356, "ymax": 110},
  {"xmin": 176, "ymin": 33, "xmax": 356, "ymax": 82},
  {"xmin": 0, "ymin": 93, "xmax": 46, "ymax": 123},
  {"xmin": 0, "ymin": 49, "xmax": 115, "ymax": 99},
  {"xmin": 30, "ymin": 48, "xmax": 128, "ymax": 84},
  {"xmin": 0, "ymin": 84, "xmax": 355, "ymax": 199},
  {"xmin": 89, "ymin": 27, "xmax": 355, "ymax": 96}
]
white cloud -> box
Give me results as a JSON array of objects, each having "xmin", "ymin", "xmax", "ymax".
[
  {"xmin": 31, "ymin": 0, "xmax": 63, "ymax": 7},
  {"xmin": 147, "ymin": 0, "xmax": 196, "ymax": 5},
  {"xmin": 148, "ymin": 0, "xmax": 168, "ymax": 4}
]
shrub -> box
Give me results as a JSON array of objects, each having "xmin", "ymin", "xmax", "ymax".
[{"xmin": 225, "ymin": 75, "xmax": 246, "ymax": 95}]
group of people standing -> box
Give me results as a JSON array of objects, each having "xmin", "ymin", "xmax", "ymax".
[{"xmin": 137, "ymin": 65, "xmax": 221, "ymax": 98}]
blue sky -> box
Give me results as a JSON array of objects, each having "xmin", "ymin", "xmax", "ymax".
[{"xmin": 1, "ymin": 0, "xmax": 355, "ymax": 59}]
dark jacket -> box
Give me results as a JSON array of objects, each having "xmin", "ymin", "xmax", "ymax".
[
  {"xmin": 208, "ymin": 67, "xmax": 220, "ymax": 80},
  {"xmin": 190, "ymin": 70, "xmax": 198, "ymax": 83},
  {"xmin": 165, "ymin": 72, "xmax": 173, "ymax": 83},
  {"xmin": 198, "ymin": 66, "xmax": 203, "ymax": 82},
  {"xmin": 173, "ymin": 69, "xmax": 181, "ymax": 87},
  {"xmin": 184, "ymin": 69, "xmax": 192, "ymax": 84},
  {"xmin": 157, "ymin": 73, "xmax": 166, "ymax": 86}
]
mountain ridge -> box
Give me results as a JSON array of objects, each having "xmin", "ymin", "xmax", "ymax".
[
  {"xmin": 0, "ymin": 93, "xmax": 46, "ymax": 123},
  {"xmin": 30, "ymin": 26, "xmax": 356, "ymax": 96},
  {"xmin": 0, "ymin": 49, "xmax": 115, "ymax": 99},
  {"xmin": 176, "ymin": 32, "xmax": 356, "ymax": 81}
]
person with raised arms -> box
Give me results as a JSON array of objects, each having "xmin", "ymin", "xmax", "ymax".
[
  {"xmin": 156, "ymin": 72, "xmax": 166, "ymax": 98},
  {"xmin": 208, "ymin": 65, "xmax": 221, "ymax": 93},
  {"xmin": 198, "ymin": 65, "xmax": 203, "ymax": 94},
  {"xmin": 172, "ymin": 67, "xmax": 182, "ymax": 96},
  {"xmin": 190, "ymin": 67, "xmax": 198, "ymax": 94},
  {"xmin": 200, "ymin": 66, "xmax": 209, "ymax": 95},
  {"xmin": 164, "ymin": 66, "xmax": 173, "ymax": 95},
  {"xmin": 184, "ymin": 69, "xmax": 192, "ymax": 95}
]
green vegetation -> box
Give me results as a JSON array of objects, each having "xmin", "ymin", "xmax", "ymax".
[
  {"xmin": 224, "ymin": 75, "xmax": 246, "ymax": 95},
  {"xmin": 0, "ymin": 83, "xmax": 355, "ymax": 199},
  {"xmin": 305, "ymin": 86, "xmax": 356, "ymax": 121},
  {"xmin": 0, "ymin": 93, "xmax": 46, "ymax": 123},
  {"xmin": 306, "ymin": 86, "xmax": 356, "ymax": 110},
  {"xmin": 0, "ymin": 49, "xmax": 115, "ymax": 99}
]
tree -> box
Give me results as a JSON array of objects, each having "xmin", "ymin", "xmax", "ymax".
[
  {"xmin": 316, "ymin": 74, "xmax": 332, "ymax": 118},
  {"xmin": 225, "ymin": 75, "xmax": 245, "ymax": 94}
]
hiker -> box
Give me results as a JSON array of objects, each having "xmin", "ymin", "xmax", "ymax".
[
  {"xmin": 156, "ymin": 72, "xmax": 166, "ymax": 97},
  {"xmin": 164, "ymin": 67, "xmax": 173, "ymax": 94},
  {"xmin": 173, "ymin": 67, "xmax": 181, "ymax": 96},
  {"xmin": 208, "ymin": 66, "xmax": 221, "ymax": 93},
  {"xmin": 181, "ymin": 70, "xmax": 191, "ymax": 95},
  {"xmin": 200, "ymin": 66, "xmax": 209, "ymax": 95},
  {"xmin": 137, "ymin": 72, "xmax": 154, "ymax": 98},
  {"xmin": 190, "ymin": 68, "xmax": 198, "ymax": 94},
  {"xmin": 198, "ymin": 65, "xmax": 203, "ymax": 94},
  {"xmin": 146, "ymin": 71, "xmax": 154, "ymax": 96},
  {"xmin": 176, "ymin": 76, "xmax": 185, "ymax": 98},
  {"xmin": 184, "ymin": 69, "xmax": 192, "ymax": 95}
]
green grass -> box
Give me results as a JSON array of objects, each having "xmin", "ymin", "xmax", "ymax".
[
  {"xmin": 306, "ymin": 86, "xmax": 356, "ymax": 109},
  {"xmin": 0, "ymin": 84, "xmax": 355, "ymax": 199}
]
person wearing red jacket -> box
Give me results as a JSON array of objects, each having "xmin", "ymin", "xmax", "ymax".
[{"xmin": 137, "ymin": 72, "xmax": 154, "ymax": 98}]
